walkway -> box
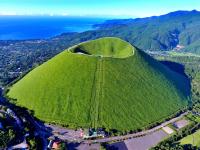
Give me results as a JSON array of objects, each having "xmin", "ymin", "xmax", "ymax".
[{"xmin": 90, "ymin": 58, "xmax": 104, "ymax": 128}]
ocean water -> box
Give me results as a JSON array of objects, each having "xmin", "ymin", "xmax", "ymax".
[{"xmin": 0, "ymin": 16, "xmax": 106, "ymax": 40}]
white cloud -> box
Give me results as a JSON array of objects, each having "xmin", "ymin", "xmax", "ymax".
[
  {"xmin": 0, "ymin": 10, "xmax": 69, "ymax": 16},
  {"xmin": 61, "ymin": 12, "xmax": 69, "ymax": 16},
  {"xmin": 0, "ymin": 11, "xmax": 17, "ymax": 15}
]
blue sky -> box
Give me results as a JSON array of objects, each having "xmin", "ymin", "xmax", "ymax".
[{"xmin": 0, "ymin": 0, "xmax": 200, "ymax": 17}]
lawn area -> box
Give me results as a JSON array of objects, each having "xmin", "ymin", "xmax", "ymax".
[{"xmin": 180, "ymin": 129, "xmax": 200, "ymax": 147}]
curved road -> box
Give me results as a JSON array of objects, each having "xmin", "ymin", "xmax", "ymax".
[
  {"xmin": 8, "ymin": 139, "xmax": 28, "ymax": 150},
  {"xmin": 45, "ymin": 111, "xmax": 188, "ymax": 143},
  {"xmin": 90, "ymin": 112, "xmax": 188, "ymax": 143}
]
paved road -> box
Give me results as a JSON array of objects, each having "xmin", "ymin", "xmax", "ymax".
[
  {"xmin": 0, "ymin": 110, "xmax": 6, "ymax": 114},
  {"xmin": 109, "ymin": 129, "xmax": 168, "ymax": 150},
  {"xmin": 8, "ymin": 139, "xmax": 28, "ymax": 150},
  {"xmin": 1, "ymin": 99, "xmax": 48, "ymax": 150},
  {"xmin": 45, "ymin": 124, "xmax": 83, "ymax": 142},
  {"xmin": 92, "ymin": 112, "xmax": 188, "ymax": 143},
  {"xmin": 1, "ymin": 108, "xmax": 28, "ymax": 149},
  {"xmin": 68, "ymin": 143, "xmax": 100, "ymax": 150},
  {"xmin": 0, "ymin": 109, "xmax": 23, "ymax": 129},
  {"xmin": 23, "ymin": 113, "xmax": 48, "ymax": 150},
  {"xmin": 45, "ymin": 112, "xmax": 188, "ymax": 143}
]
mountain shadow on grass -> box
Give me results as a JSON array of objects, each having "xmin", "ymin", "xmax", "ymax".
[
  {"xmin": 160, "ymin": 60, "xmax": 191, "ymax": 98},
  {"xmin": 160, "ymin": 61, "xmax": 187, "ymax": 77}
]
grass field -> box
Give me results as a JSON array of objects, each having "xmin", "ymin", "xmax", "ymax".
[
  {"xmin": 7, "ymin": 37, "xmax": 190, "ymax": 131},
  {"xmin": 180, "ymin": 129, "xmax": 200, "ymax": 147},
  {"xmin": 168, "ymin": 51, "xmax": 200, "ymax": 57}
]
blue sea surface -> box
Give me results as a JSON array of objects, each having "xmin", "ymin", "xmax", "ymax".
[{"xmin": 0, "ymin": 16, "xmax": 106, "ymax": 40}]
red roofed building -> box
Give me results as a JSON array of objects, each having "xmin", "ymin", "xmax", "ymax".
[{"xmin": 52, "ymin": 141, "xmax": 61, "ymax": 149}]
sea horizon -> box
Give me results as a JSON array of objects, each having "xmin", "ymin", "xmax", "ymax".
[{"xmin": 0, "ymin": 16, "xmax": 107, "ymax": 40}]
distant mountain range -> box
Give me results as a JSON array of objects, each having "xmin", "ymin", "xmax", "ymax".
[{"xmin": 84, "ymin": 10, "xmax": 200, "ymax": 54}]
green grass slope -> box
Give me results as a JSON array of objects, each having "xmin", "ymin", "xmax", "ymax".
[
  {"xmin": 7, "ymin": 37, "xmax": 190, "ymax": 131},
  {"xmin": 180, "ymin": 129, "xmax": 200, "ymax": 147}
]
